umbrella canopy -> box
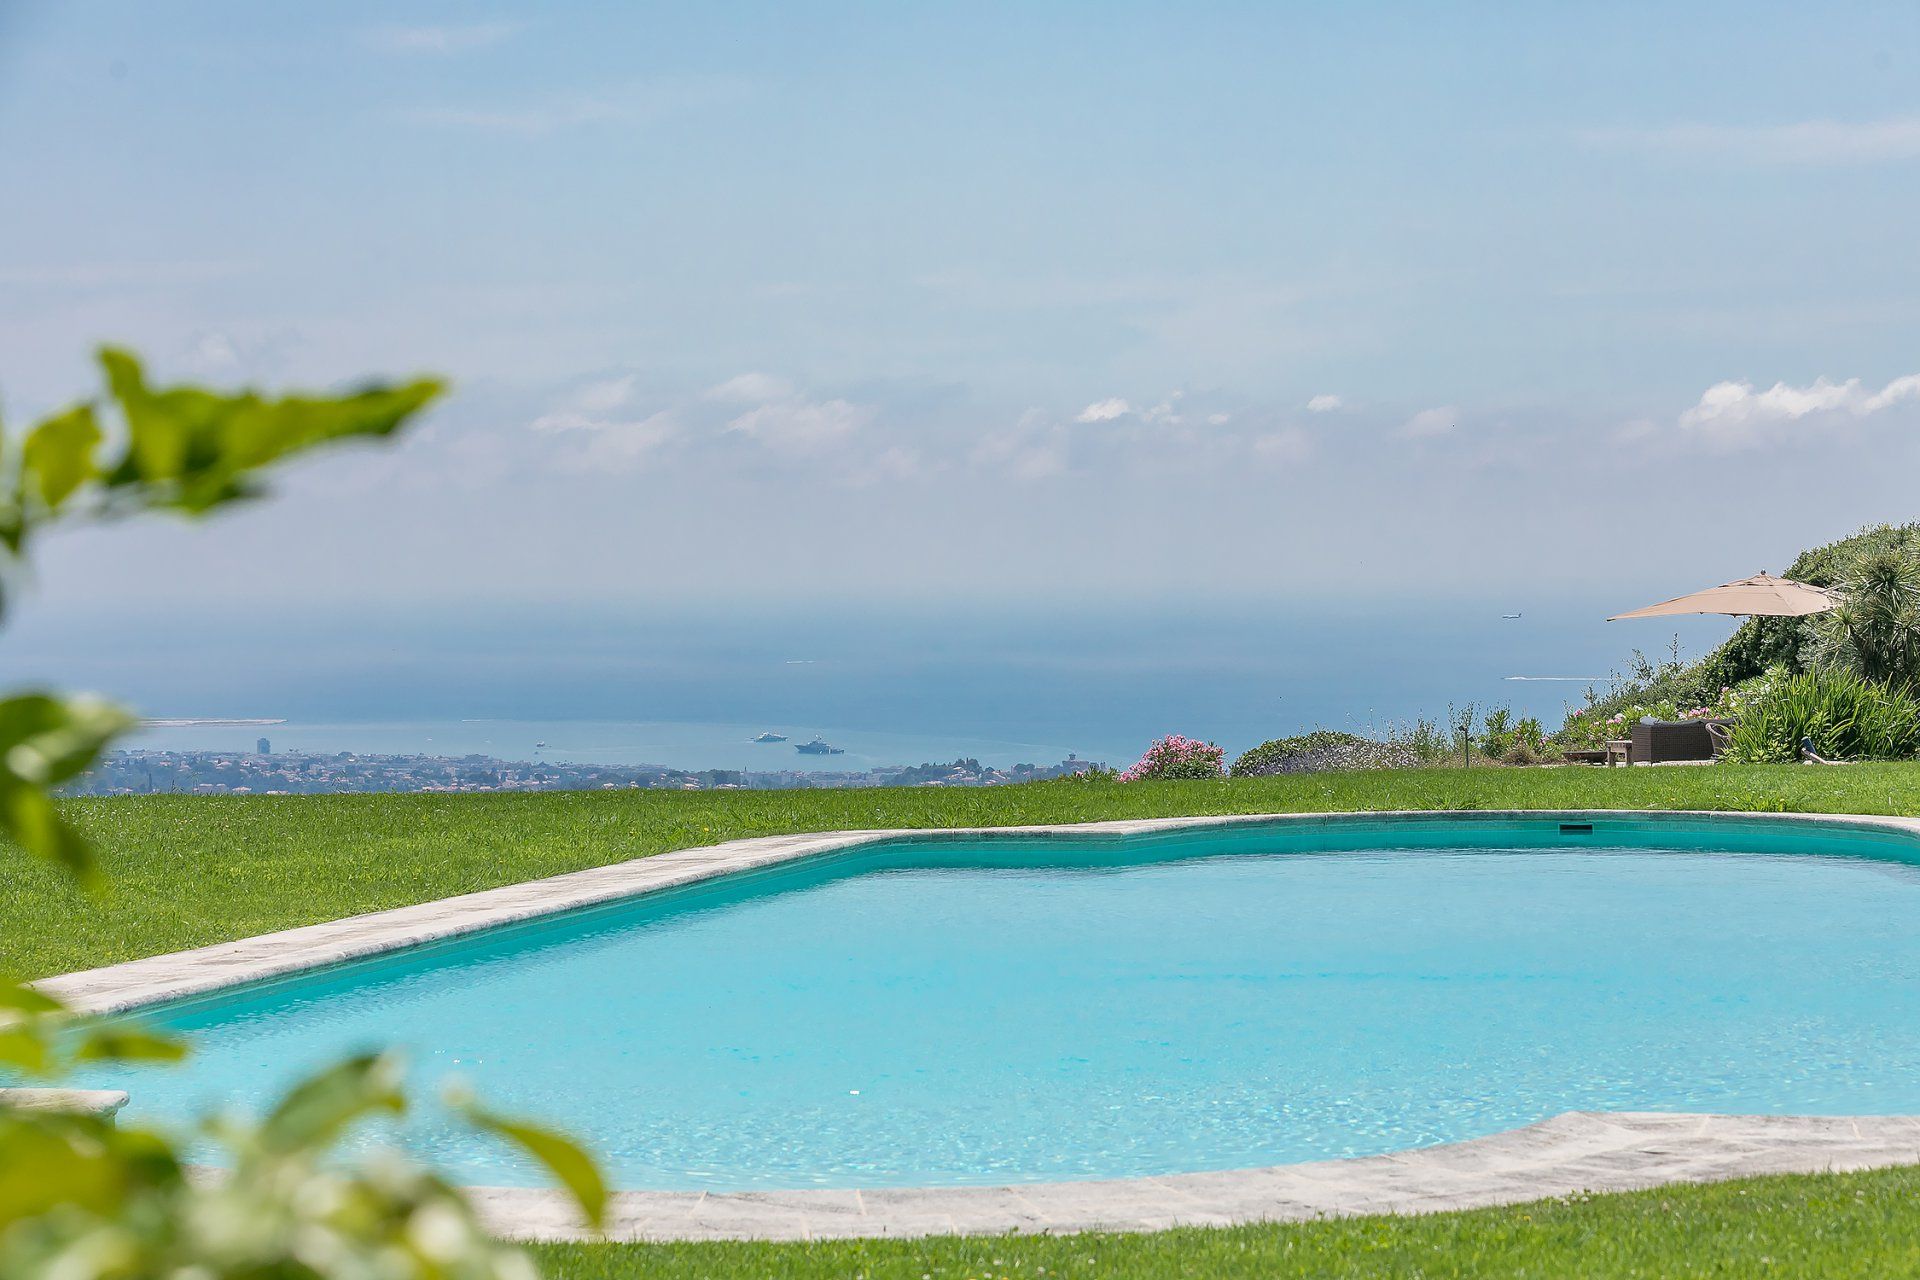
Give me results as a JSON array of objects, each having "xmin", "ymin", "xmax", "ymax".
[{"xmin": 1608, "ymin": 573, "xmax": 1836, "ymax": 621}]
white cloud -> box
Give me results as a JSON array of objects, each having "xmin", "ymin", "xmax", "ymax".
[
  {"xmin": 1400, "ymin": 406, "xmax": 1458, "ymax": 438},
  {"xmin": 1306, "ymin": 394, "xmax": 1343, "ymax": 412},
  {"xmin": 361, "ymin": 22, "xmax": 521, "ymax": 55},
  {"xmin": 1677, "ymin": 373, "xmax": 1920, "ymax": 446},
  {"xmin": 570, "ymin": 374, "xmax": 638, "ymax": 414},
  {"xmin": 725, "ymin": 397, "xmax": 872, "ymax": 453},
  {"xmin": 531, "ymin": 369, "xmax": 876, "ymax": 465},
  {"xmin": 1075, "ymin": 397, "xmax": 1130, "ymax": 423},
  {"xmin": 528, "ymin": 375, "xmax": 681, "ymax": 466},
  {"xmin": 971, "ymin": 420, "xmax": 1067, "ymax": 483},
  {"xmin": 704, "ymin": 371, "xmax": 795, "ymax": 404},
  {"xmin": 1584, "ymin": 117, "xmax": 1920, "ymax": 165},
  {"xmin": 1142, "ymin": 396, "xmax": 1184, "ymax": 424},
  {"xmin": 565, "ymin": 412, "xmax": 682, "ymax": 465},
  {"xmin": 1251, "ymin": 428, "xmax": 1313, "ymax": 464}
]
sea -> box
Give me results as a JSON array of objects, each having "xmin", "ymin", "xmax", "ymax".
[{"xmin": 7, "ymin": 600, "xmax": 1732, "ymax": 772}]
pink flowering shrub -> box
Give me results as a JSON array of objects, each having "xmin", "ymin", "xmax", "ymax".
[{"xmin": 1118, "ymin": 734, "xmax": 1226, "ymax": 781}]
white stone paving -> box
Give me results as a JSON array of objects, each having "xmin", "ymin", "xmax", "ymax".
[{"xmin": 35, "ymin": 808, "xmax": 1920, "ymax": 1240}]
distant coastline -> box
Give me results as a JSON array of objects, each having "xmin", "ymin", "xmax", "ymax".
[
  {"xmin": 139, "ymin": 717, "xmax": 287, "ymax": 728},
  {"xmin": 71, "ymin": 747, "xmax": 1104, "ymax": 796}
]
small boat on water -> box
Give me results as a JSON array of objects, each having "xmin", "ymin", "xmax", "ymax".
[
  {"xmin": 795, "ymin": 736, "xmax": 844, "ymax": 756},
  {"xmin": 751, "ymin": 731, "xmax": 788, "ymax": 743}
]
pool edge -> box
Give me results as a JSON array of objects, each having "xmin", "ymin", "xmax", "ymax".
[{"xmin": 468, "ymin": 1109, "xmax": 1920, "ymax": 1241}]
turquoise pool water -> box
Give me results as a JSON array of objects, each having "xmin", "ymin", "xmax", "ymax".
[{"xmin": 76, "ymin": 816, "xmax": 1920, "ymax": 1190}]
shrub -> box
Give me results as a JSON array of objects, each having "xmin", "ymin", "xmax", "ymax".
[
  {"xmin": 1719, "ymin": 669, "xmax": 1920, "ymax": 763},
  {"xmin": 1479, "ymin": 707, "xmax": 1552, "ymax": 764},
  {"xmin": 1230, "ymin": 730, "xmax": 1418, "ymax": 776},
  {"xmin": 1390, "ymin": 717, "xmax": 1452, "ymax": 762},
  {"xmin": 1118, "ymin": 734, "xmax": 1225, "ymax": 781}
]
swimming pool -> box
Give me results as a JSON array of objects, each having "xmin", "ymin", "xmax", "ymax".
[{"xmin": 64, "ymin": 813, "xmax": 1920, "ymax": 1192}]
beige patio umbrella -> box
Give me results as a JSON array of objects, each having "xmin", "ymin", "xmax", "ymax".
[{"xmin": 1608, "ymin": 572, "xmax": 1836, "ymax": 621}]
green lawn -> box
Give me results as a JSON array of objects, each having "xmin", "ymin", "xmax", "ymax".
[
  {"xmin": 17, "ymin": 766, "xmax": 1920, "ymax": 1277},
  {"xmin": 15, "ymin": 763, "xmax": 1920, "ymax": 979},
  {"xmin": 534, "ymin": 1165, "xmax": 1920, "ymax": 1279}
]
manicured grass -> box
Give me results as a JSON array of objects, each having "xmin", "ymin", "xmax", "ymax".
[
  {"xmin": 530, "ymin": 1165, "xmax": 1920, "ymax": 1279},
  {"xmin": 17, "ymin": 767, "xmax": 1920, "ymax": 1275},
  {"xmin": 15, "ymin": 763, "xmax": 1920, "ymax": 979}
]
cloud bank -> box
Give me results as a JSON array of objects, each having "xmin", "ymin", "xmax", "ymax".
[{"xmin": 1678, "ymin": 373, "xmax": 1920, "ymax": 446}]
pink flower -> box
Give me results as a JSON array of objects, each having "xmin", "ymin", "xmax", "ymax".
[{"xmin": 1118, "ymin": 733, "xmax": 1226, "ymax": 782}]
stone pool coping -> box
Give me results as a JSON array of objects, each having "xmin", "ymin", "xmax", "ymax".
[
  {"xmin": 33, "ymin": 808, "xmax": 1920, "ymax": 1241},
  {"xmin": 470, "ymin": 1110, "xmax": 1920, "ymax": 1241}
]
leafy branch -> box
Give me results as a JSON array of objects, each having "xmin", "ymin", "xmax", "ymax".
[
  {"xmin": 0, "ymin": 348, "xmax": 441, "ymax": 880},
  {"xmin": 0, "ymin": 350, "xmax": 608, "ymax": 1278}
]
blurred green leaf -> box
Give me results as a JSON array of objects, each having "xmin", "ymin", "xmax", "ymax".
[
  {"xmin": 0, "ymin": 786, "xmax": 96, "ymax": 884},
  {"xmin": 0, "ymin": 693, "xmax": 134, "ymax": 788},
  {"xmin": 454, "ymin": 1090, "xmax": 607, "ymax": 1229},
  {"xmin": 0, "ymin": 1114, "xmax": 128, "ymax": 1225},
  {"xmin": 0, "ymin": 982, "xmax": 62, "ymax": 1015},
  {"xmin": 0, "ymin": 349, "xmax": 574, "ymax": 1280},
  {"xmin": 0, "ymin": 1025, "xmax": 53, "ymax": 1075},
  {"xmin": 260, "ymin": 1053, "xmax": 407, "ymax": 1154},
  {"xmin": 96, "ymin": 346, "xmax": 443, "ymax": 515},
  {"xmin": 73, "ymin": 1024, "xmax": 186, "ymax": 1066},
  {"xmin": 0, "ymin": 693, "xmax": 134, "ymax": 881},
  {"xmin": 0, "ymin": 980, "xmax": 62, "ymax": 1076},
  {"xmin": 20, "ymin": 404, "xmax": 101, "ymax": 511}
]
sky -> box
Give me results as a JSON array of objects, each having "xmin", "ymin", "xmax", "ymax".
[{"xmin": 2, "ymin": 1, "xmax": 1918, "ymax": 631}]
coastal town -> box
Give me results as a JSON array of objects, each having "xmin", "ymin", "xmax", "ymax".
[{"xmin": 67, "ymin": 747, "xmax": 1108, "ymax": 796}]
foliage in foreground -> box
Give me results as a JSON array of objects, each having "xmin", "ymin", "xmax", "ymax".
[
  {"xmin": 0, "ymin": 350, "xmax": 605, "ymax": 1280},
  {"xmin": 0, "ymin": 1027, "xmax": 603, "ymax": 1280},
  {"xmin": 0, "ymin": 349, "xmax": 441, "ymax": 881},
  {"xmin": 532, "ymin": 1163, "xmax": 1920, "ymax": 1280}
]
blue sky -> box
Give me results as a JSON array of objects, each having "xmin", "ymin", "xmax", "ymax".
[{"xmin": 3, "ymin": 1, "xmax": 1919, "ymax": 618}]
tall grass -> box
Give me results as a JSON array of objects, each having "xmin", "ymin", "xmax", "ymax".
[{"xmin": 1721, "ymin": 669, "xmax": 1920, "ymax": 763}]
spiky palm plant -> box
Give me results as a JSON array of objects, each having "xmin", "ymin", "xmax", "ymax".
[{"xmin": 1809, "ymin": 547, "xmax": 1920, "ymax": 690}]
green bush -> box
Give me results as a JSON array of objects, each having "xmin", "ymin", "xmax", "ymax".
[
  {"xmin": 1479, "ymin": 707, "xmax": 1551, "ymax": 764},
  {"xmin": 1228, "ymin": 730, "xmax": 1429, "ymax": 776},
  {"xmin": 1719, "ymin": 669, "xmax": 1920, "ymax": 763},
  {"xmin": 1808, "ymin": 545, "xmax": 1920, "ymax": 689},
  {"xmin": 1231, "ymin": 731, "xmax": 1365, "ymax": 776}
]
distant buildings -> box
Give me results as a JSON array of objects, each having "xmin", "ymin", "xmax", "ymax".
[
  {"xmin": 68, "ymin": 748, "xmax": 1106, "ymax": 797},
  {"xmin": 256, "ymin": 737, "xmax": 272, "ymax": 754}
]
